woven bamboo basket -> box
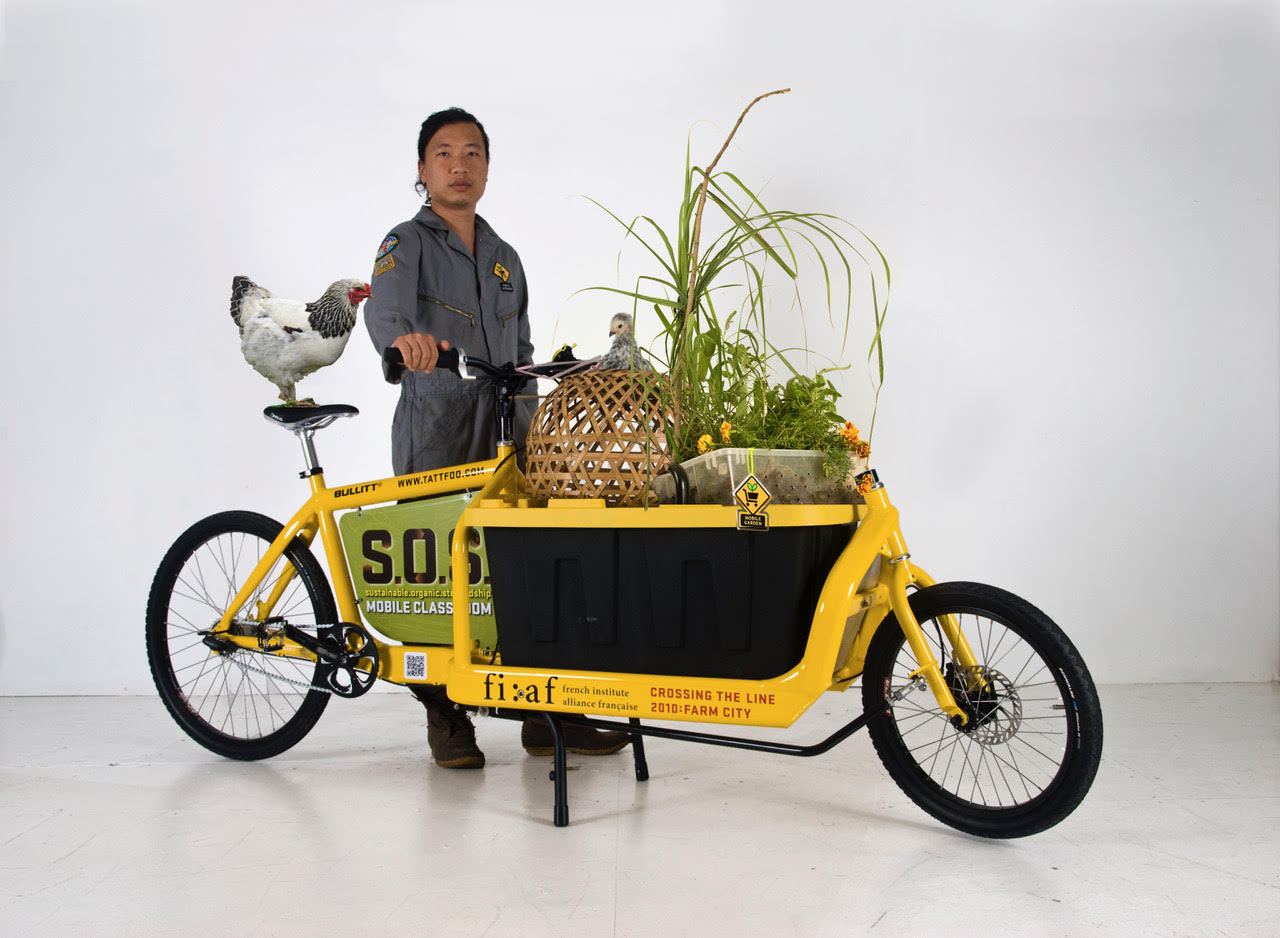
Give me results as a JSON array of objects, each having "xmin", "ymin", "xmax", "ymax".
[{"xmin": 525, "ymin": 371, "xmax": 671, "ymax": 506}]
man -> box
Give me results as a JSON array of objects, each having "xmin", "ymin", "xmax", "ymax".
[{"xmin": 364, "ymin": 107, "xmax": 629, "ymax": 768}]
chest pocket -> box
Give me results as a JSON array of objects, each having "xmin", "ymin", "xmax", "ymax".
[
  {"xmin": 411, "ymin": 224, "xmax": 480, "ymax": 328},
  {"xmin": 499, "ymin": 308, "xmax": 519, "ymax": 327},
  {"xmin": 420, "ymin": 294, "xmax": 476, "ymax": 326}
]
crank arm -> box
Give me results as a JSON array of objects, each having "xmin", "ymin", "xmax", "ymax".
[{"xmin": 200, "ymin": 624, "xmax": 319, "ymax": 663}]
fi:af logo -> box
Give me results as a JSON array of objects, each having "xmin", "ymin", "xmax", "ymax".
[{"xmin": 483, "ymin": 673, "xmax": 557, "ymax": 704}]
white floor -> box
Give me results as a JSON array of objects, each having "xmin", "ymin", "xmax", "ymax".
[{"xmin": 2, "ymin": 683, "xmax": 1277, "ymax": 937}]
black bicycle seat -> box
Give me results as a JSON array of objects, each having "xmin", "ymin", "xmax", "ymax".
[{"xmin": 263, "ymin": 403, "xmax": 359, "ymax": 432}]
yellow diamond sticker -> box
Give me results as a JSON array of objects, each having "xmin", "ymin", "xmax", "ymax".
[{"xmin": 734, "ymin": 473, "xmax": 771, "ymax": 530}]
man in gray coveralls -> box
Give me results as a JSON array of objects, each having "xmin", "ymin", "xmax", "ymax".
[{"xmin": 364, "ymin": 107, "xmax": 629, "ymax": 769}]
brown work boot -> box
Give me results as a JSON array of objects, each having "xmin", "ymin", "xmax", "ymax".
[
  {"xmin": 521, "ymin": 715, "xmax": 631, "ymax": 756},
  {"xmin": 410, "ymin": 685, "xmax": 485, "ymax": 769}
]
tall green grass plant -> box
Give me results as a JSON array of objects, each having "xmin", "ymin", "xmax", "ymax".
[{"xmin": 587, "ymin": 90, "xmax": 891, "ymax": 477}]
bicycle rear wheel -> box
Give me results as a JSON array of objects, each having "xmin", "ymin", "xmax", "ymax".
[
  {"xmin": 146, "ymin": 510, "xmax": 336, "ymax": 760},
  {"xmin": 861, "ymin": 581, "xmax": 1102, "ymax": 838}
]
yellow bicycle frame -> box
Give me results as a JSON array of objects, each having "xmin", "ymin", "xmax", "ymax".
[
  {"xmin": 210, "ymin": 455, "xmax": 506, "ymax": 675},
  {"xmin": 210, "ymin": 444, "xmax": 979, "ymax": 727}
]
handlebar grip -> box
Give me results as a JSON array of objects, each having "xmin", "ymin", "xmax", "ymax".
[
  {"xmin": 382, "ymin": 346, "xmax": 461, "ymax": 383},
  {"xmin": 437, "ymin": 347, "xmax": 460, "ymax": 373},
  {"xmin": 381, "ymin": 346, "xmax": 405, "ymax": 382}
]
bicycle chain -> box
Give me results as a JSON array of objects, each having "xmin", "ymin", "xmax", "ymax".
[{"xmin": 223, "ymin": 648, "xmax": 332, "ymax": 695}]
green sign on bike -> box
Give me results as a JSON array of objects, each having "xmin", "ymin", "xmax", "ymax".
[{"xmin": 339, "ymin": 491, "xmax": 498, "ymax": 650}]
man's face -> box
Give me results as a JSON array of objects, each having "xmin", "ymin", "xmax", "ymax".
[{"xmin": 418, "ymin": 122, "xmax": 489, "ymax": 211}]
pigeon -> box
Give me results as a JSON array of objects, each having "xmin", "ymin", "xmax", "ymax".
[
  {"xmin": 230, "ymin": 275, "xmax": 370, "ymax": 402},
  {"xmin": 596, "ymin": 313, "xmax": 655, "ymax": 371}
]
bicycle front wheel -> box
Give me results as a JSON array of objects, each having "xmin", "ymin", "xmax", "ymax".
[
  {"xmin": 861, "ymin": 581, "xmax": 1102, "ymax": 838},
  {"xmin": 146, "ymin": 511, "xmax": 336, "ymax": 760}
]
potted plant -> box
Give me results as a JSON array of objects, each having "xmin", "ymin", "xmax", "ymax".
[{"xmin": 586, "ymin": 89, "xmax": 890, "ymax": 503}]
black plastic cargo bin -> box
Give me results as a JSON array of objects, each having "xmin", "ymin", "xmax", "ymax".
[{"xmin": 486, "ymin": 523, "xmax": 851, "ymax": 680}]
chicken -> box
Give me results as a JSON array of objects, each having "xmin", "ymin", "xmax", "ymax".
[
  {"xmin": 230, "ymin": 275, "xmax": 371, "ymax": 402},
  {"xmin": 596, "ymin": 313, "xmax": 655, "ymax": 371}
]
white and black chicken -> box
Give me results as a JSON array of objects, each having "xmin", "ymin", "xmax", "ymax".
[
  {"xmin": 596, "ymin": 313, "xmax": 655, "ymax": 371},
  {"xmin": 230, "ymin": 275, "xmax": 371, "ymax": 402}
]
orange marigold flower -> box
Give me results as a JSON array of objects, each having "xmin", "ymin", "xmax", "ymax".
[
  {"xmin": 856, "ymin": 474, "xmax": 874, "ymax": 495},
  {"xmin": 853, "ymin": 440, "xmax": 871, "ymax": 458},
  {"xmin": 720, "ymin": 421, "xmax": 733, "ymax": 443},
  {"xmin": 839, "ymin": 421, "xmax": 861, "ymax": 447},
  {"xmin": 697, "ymin": 434, "xmax": 713, "ymax": 454}
]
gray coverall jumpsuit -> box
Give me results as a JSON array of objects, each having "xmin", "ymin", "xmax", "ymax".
[{"xmin": 364, "ymin": 205, "xmax": 536, "ymax": 474}]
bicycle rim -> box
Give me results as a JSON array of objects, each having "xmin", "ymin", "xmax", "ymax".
[
  {"xmin": 863, "ymin": 582, "xmax": 1102, "ymax": 837},
  {"xmin": 147, "ymin": 512, "xmax": 335, "ymax": 759}
]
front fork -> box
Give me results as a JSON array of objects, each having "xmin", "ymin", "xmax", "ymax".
[
  {"xmin": 863, "ymin": 481, "xmax": 981, "ymax": 726},
  {"xmin": 885, "ymin": 559, "xmax": 984, "ymax": 724}
]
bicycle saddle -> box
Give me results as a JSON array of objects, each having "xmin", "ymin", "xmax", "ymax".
[{"xmin": 263, "ymin": 403, "xmax": 359, "ymax": 433}]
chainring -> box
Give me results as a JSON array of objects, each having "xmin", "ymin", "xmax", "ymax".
[{"xmin": 314, "ymin": 623, "xmax": 380, "ymax": 698}]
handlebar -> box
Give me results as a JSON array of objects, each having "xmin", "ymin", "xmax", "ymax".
[
  {"xmin": 381, "ymin": 346, "xmax": 598, "ymax": 385},
  {"xmin": 381, "ymin": 345, "xmax": 596, "ymax": 448}
]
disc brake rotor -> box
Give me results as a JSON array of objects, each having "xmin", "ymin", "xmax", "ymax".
[{"xmin": 951, "ymin": 665, "xmax": 1022, "ymax": 745}]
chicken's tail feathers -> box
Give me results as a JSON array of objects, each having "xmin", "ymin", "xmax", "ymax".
[{"xmin": 230, "ymin": 275, "xmax": 269, "ymax": 330}]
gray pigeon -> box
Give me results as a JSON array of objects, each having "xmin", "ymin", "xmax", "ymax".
[{"xmin": 596, "ymin": 313, "xmax": 655, "ymax": 371}]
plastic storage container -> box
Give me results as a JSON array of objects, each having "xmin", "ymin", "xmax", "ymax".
[{"xmin": 650, "ymin": 448, "xmax": 866, "ymax": 506}]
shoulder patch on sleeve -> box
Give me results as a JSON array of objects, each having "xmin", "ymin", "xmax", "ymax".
[
  {"xmin": 375, "ymin": 254, "xmax": 396, "ymax": 276},
  {"xmin": 376, "ymin": 234, "xmax": 400, "ymax": 260}
]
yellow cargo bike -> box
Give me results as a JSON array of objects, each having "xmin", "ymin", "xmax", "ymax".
[{"xmin": 146, "ymin": 349, "xmax": 1103, "ymax": 837}]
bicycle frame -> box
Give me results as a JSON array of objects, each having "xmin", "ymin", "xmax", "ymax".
[
  {"xmin": 211, "ymin": 450, "xmax": 508, "ymax": 679},
  {"xmin": 210, "ymin": 437, "xmax": 979, "ymax": 729}
]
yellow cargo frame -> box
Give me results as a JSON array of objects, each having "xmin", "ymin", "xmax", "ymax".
[{"xmin": 210, "ymin": 441, "xmax": 977, "ymax": 731}]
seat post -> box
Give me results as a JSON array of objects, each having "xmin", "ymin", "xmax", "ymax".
[
  {"xmin": 295, "ymin": 429, "xmax": 322, "ymax": 477},
  {"xmin": 261, "ymin": 403, "xmax": 358, "ymax": 476}
]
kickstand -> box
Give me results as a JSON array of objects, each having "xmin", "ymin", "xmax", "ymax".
[
  {"xmin": 629, "ymin": 717, "xmax": 649, "ymax": 781},
  {"xmin": 544, "ymin": 712, "xmax": 569, "ymax": 827}
]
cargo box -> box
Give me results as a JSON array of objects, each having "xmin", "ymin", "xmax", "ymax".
[{"xmin": 486, "ymin": 520, "xmax": 851, "ymax": 679}]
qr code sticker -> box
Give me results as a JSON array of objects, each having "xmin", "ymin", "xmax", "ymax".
[{"xmin": 404, "ymin": 652, "xmax": 427, "ymax": 680}]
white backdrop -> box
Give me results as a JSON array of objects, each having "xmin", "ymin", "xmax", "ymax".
[{"xmin": 1, "ymin": 0, "xmax": 1276, "ymax": 694}]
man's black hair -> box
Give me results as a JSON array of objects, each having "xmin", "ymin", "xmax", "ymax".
[{"xmin": 415, "ymin": 107, "xmax": 489, "ymax": 196}]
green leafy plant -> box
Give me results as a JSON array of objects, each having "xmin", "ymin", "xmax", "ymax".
[{"xmin": 586, "ymin": 89, "xmax": 891, "ymax": 478}]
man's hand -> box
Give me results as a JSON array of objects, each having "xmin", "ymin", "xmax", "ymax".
[{"xmin": 391, "ymin": 333, "xmax": 451, "ymax": 372}]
